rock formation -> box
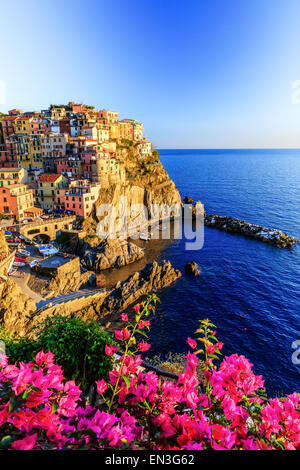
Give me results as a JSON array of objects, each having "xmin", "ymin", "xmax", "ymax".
[
  {"xmin": 81, "ymin": 238, "xmax": 145, "ymax": 272},
  {"xmin": 99, "ymin": 260, "xmax": 181, "ymax": 314},
  {"xmin": 42, "ymin": 270, "xmax": 96, "ymax": 298},
  {"xmin": 83, "ymin": 145, "xmax": 182, "ymax": 240},
  {"xmin": 0, "ymin": 229, "xmax": 9, "ymax": 260},
  {"xmin": 204, "ymin": 213, "xmax": 297, "ymax": 248},
  {"xmin": 0, "ymin": 279, "xmax": 36, "ymax": 336},
  {"xmin": 185, "ymin": 261, "xmax": 200, "ymax": 276},
  {"xmin": 1, "ymin": 261, "xmax": 181, "ymax": 337}
]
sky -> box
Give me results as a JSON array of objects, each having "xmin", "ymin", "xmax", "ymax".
[{"xmin": 1, "ymin": 0, "xmax": 300, "ymax": 148}]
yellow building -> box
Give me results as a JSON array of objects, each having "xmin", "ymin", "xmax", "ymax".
[
  {"xmin": 29, "ymin": 134, "xmax": 43, "ymax": 169},
  {"xmin": 119, "ymin": 120, "xmax": 133, "ymax": 140},
  {"xmin": 15, "ymin": 117, "xmax": 31, "ymax": 134},
  {"xmin": 109, "ymin": 122, "xmax": 120, "ymax": 140},
  {"xmin": 49, "ymin": 106, "xmax": 67, "ymax": 120},
  {"xmin": 37, "ymin": 173, "xmax": 69, "ymax": 210}
]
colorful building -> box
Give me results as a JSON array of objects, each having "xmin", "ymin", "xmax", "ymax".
[
  {"xmin": 56, "ymin": 179, "xmax": 101, "ymax": 217},
  {"xmin": 97, "ymin": 110, "xmax": 119, "ymax": 124},
  {"xmin": 0, "ymin": 168, "xmax": 36, "ymax": 220},
  {"xmin": 119, "ymin": 120, "xmax": 134, "ymax": 140},
  {"xmin": 37, "ymin": 173, "xmax": 68, "ymax": 210},
  {"xmin": 41, "ymin": 133, "xmax": 68, "ymax": 172},
  {"xmin": 137, "ymin": 140, "xmax": 152, "ymax": 157}
]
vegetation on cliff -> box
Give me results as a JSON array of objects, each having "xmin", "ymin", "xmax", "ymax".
[{"xmin": 0, "ymin": 316, "xmax": 115, "ymax": 392}]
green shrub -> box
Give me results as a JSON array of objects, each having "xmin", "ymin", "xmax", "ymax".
[{"xmin": 0, "ymin": 317, "xmax": 116, "ymax": 392}]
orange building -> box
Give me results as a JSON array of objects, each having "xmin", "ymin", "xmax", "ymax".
[{"xmin": 0, "ymin": 168, "xmax": 36, "ymax": 220}]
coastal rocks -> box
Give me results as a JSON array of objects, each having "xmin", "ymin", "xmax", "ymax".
[
  {"xmin": 11, "ymin": 260, "xmax": 181, "ymax": 337},
  {"xmin": 185, "ymin": 261, "xmax": 200, "ymax": 276},
  {"xmin": 82, "ymin": 238, "xmax": 145, "ymax": 272},
  {"xmin": 184, "ymin": 196, "xmax": 194, "ymax": 204},
  {"xmin": 192, "ymin": 201, "xmax": 205, "ymax": 217},
  {"xmin": 204, "ymin": 214, "xmax": 297, "ymax": 248},
  {"xmin": 42, "ymin": 270, "xmax": 96, "ymax": 298},
  {"xmin": 0, "ymin": 230, "xmax": 9, "ymax": 259},
  {"xmin": 100, "ymin": 260, "xmax": 182, "ymax": 314},
  {"xmin": 0, "ymin": 279, "xmax": 36, "ymax": 337}
]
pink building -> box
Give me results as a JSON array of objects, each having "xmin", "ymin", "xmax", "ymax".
[
  {"xmin": 55, "ymin": 179, "xmax": 101, "ymax": 217},
  {"xmin": 29, "ymin": 118, "xmax": 51, "ymax": 135}
]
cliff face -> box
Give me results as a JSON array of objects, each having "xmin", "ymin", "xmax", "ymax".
[
  {"xmin": 2, "ymin": 261, "xmax": 181, "ymax": 338},
  {"xmin": 0, "ymin": 279, "xmax": 36, "ymax": 336},
  {"xmin": 83, "ymin": 146, "xmax": 182, "ymax": 238},
  {"xmin": 0, "ymin": 230, "xmax": 9, "ymax": 260}
]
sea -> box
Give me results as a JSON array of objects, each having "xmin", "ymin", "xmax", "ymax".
[{"xmin": 149, "ymin": 149, "xmax": 300, "ymax": 396}]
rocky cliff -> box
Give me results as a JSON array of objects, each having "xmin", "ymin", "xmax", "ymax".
[
  {"xmin": 2, "ymin": 260, "xmax": 181, "ymax": 337},
  {"xmin": 0, "ymin": 279, "xmax": 36, "ymax": 336},
  {"xmin": 0, "ymin": 230, "xmax": 9, "ymax": 260},
  {"xmin": 42, "ymin": 270, "xmax": 96, "ymax": 298},
  {"xmin": 83, "ymin": 146, "xmax": 182, "ymax": 239},
  {"xmin": 81, "ymin": 238, "xmax": 145, "ymax": 272}
]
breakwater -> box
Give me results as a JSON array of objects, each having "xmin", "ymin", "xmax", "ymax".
[{"xmin": 204, "ymin": 213, "xmax": 297, "ymax": 248}]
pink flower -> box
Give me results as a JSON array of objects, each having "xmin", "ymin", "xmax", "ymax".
[
  {"xmin": 121, "ymin": 313, "xmax": 128, "ymax": 321},
  {"xmin": 134, "ymin": 305, "xmax": 140, "ymax": 313},
  {"xmin": 105, "ymin": 344, "xmax": 118, "ymax": 356},
  {"xmin": 96, "ymin": 379, "xmax": 107, "ymax": 395},
  {"xmin": 114, "ymin": 330, "xmax": 124, "ymax": 341},
  {"xmin": 11, "ymin": 434, "xmax": 37, "ymax": 450},
  {"xmin": 123, "ymin": 328, "xmax": 131, "ymax": 340},
  {"xmin": 114, "ymin": 328, "xmax": 131, "ymax": 341},
  {"xmin": 137, "ymin": 341, "xmax": 151, "ymax": 352},
  {"xmin": 187, "ymin": 337, "xmax": 197, "ymax": 349}
]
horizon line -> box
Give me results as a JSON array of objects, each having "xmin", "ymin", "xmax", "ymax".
[{"xmin": 157, "ymin": 147, "xmax": 300, "ymax": 150}]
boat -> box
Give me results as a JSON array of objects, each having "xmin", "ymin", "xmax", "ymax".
[
  {"xmin": 17, "ymin": 249, "xmax": 30, "ymax": 257},
  {"xmin": 37, "ymin": 244, "xmax": 58, "ymax": 257},
  {"xmin": 29, "ymin": 259, "xmax": 39, "ymax": 268},
  {"xmin": 14, "ymin": 256, "xmax": 27, "ymax": 263},
  {"xmin": 8, "ymin": 266, "xmax": 18, "ymax": 275},
  {"xmin": 13, "ymin": 261, "xmax": 26, "ymax": 267}
]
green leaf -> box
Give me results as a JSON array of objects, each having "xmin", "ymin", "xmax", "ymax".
[
  {"xmin": 135, "ymin": 329, "xmax": 148, "ymax": 338},
  {"xmin": 122, "ymin": 375, "xmax": 131, "ymax": 390}
]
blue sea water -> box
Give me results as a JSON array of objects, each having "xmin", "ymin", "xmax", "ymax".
[{"xmin": 150, "ymin": 149, "xmax": 300, "ymax": 396}]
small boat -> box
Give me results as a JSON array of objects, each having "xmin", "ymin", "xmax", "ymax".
[
  {"xmin": 14, "ymin": 256, "xmax": 27, "ymax": 263},
  {"xmin": 13, "ymin": 261, "xmax": 26, "ymax": 267},
  {"xmin": 17, "ymin": 249, "xmax": 30, "ymax": 257},
  {"xmin": 29, "ymin": 259, "xmax": 39, "ymax": 268},
  {"xmin": 9, "ymin": 266, "xmax": 18, "ymax": 275}
]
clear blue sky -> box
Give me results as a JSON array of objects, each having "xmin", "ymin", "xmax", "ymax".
[{"xmin": 1, "ymin": 0, "xmax": 300, "ymax": 148}]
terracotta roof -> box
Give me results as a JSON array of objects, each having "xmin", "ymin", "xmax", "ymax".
[{"xmin": 39, "ymin": 174, "xmax": 61, "ymax": 183}]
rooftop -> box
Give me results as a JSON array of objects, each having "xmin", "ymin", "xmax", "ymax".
[
  {"xmin": 38, "ymin": 253, "xmax": 77, "ymax": 269},
  {"xmin": 39, "ymin": 174, "xmax": 61, "ymax": 183}
]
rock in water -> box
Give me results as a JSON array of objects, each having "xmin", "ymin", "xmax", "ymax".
[
  {"xmin": 184, "ymin": 196, "xmax": 194, "ymax": 204},
  {"xmin": 185, "ymin": 261, "xmax": 200, "ymax": 276}
]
